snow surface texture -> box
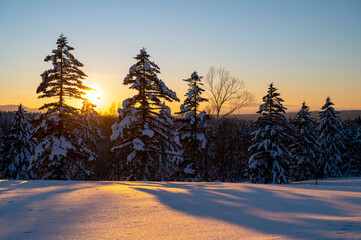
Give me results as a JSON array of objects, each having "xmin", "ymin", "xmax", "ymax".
[{"xmin": 0, "ymin": 178, "xmax": 361, "ymax": 240}]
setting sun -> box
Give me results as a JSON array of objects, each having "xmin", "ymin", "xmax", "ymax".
[{"xmin": 84, "ymin": 89, "xmax": 101, "ymax": 106}]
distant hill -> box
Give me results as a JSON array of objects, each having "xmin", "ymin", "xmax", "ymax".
[
  {"xmin": 233, "ymin": 110, "xmax": 361, "ymax": 121},
  {"xmin": 0, "ymin": 105, "xmax": 45, "ymax": 113}
]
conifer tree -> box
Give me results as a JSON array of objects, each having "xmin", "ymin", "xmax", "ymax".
[
  {"xmin": 317, "ymin": 97, "xmax": 344, "ymax": 178},
  {"xmin": 291, "ymin": 102, "xmax": 320, "ymax": 181},
  {"xmin": 111, "ymin": 49, "xmax": 180, "ymax": 180},
  {"xmin": 76, "ymin": 99, "xmax": 104, "ymax": 153},
  {"xmin": 29, "ymin": 35, "xmax": 96, "ymax": 180},
  {"xmin": 176, "ymin": 71, "xmax": 208, "ymax": 181},
  {"xmin": 0, "ymin": 104, "xmax": 35, "ymax": 179},
  {"xmin": 248, "ymin": 83, "xmax": 292, "ymax": 183}
]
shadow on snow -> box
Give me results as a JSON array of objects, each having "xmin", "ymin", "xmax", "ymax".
[{"xmin": 127, "ymin": 179, "xmax": 361, "ymax": 239}]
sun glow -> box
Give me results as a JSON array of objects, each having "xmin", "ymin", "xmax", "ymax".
[{"xmin": 84, "ymin": 89, "xmax": 102, "ymax": 106}]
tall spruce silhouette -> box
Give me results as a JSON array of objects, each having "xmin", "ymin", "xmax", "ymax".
[
  {"xmin": 29, "ymin": 35, "xmax": 96, "ymax": 180},
  {"xmin": 291, "ymin": 102, "xmax": 320, "ymax": 181},
  {"xmin": 317, "ymin": 97, "xmax": 344, "ymax": 178},
  {"xmin": 111, "ymin": 49, "xmax": 180, "ymax": 180},
  {"xmin": 248, "ymin": 83, "xmax": 293, "ymax": 183},
  {"xmin": 0, "ymin": 104, "xmax": 35, "ymax": 179},
  {"xmin": 176, "ymin": 71, "xmax": 208, "ymax": 181}
]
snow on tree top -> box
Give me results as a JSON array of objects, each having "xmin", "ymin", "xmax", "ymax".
[
  {"xmin": 135, "ymin": 48, "xmax": 150, "ymax": 59},
  {"xmin": 158, "ymin": 79, "xmax": 179, "ymax": 101},
  {"xmin": 140, "ymin": 49, "xmax": 147, "ymax": 55},
  {"xmin": 64, "ymin": 49, "xmax": 71, "ymax": 57},
  {"xmin": 322, "ymin": 96, "xmax": 335, "ymax": 109},
  {"xmin": 57, "ymin": 36, "xmax": 66, "ymax": 42},
  {"xmin": 144, "ymin": 61, "xmax": 151, "ymax": 71},
  {"xmin": 191, "ymin": 71, "xmax": 199, "ymax": 79},
  {"xmin": 129, "ymin": 64, "xmax": 136, "ymax": 74}
]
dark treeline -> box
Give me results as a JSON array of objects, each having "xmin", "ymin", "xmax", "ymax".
[{"xmin": 0, "ymin": 35, "xmax": 360, "ymax": 183}]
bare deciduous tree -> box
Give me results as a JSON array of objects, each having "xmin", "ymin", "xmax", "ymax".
[{"xmin": 205, "ymin": 67, "xmax": 254, "ymax": 121}]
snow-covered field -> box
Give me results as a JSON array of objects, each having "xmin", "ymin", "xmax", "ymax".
[{"xmin": 0, "ymin": 178, "xmax": 361, "ymax": 240}]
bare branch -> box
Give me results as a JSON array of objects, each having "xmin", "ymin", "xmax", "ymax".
[{"xmin": 204, "ymin": 67, "xmax": 255, "ymax": 122}]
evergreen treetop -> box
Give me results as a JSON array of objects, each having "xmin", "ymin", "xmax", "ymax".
[
  {"xmin": 29, "ymin": 35, "xmax": 96, "ymax": 180},
  {"xmin": 175, "ymin": 71, "xmax": 209, "ymax": 180},
  {"xmin": 178, "ymin": 71, "xmax": 207, "ymax": 116},
  {"xmin": 257, "ymin": 83, "xmax": 287, "ymax": 118},
  {"xmin": 292, "ymin": 102, "xmax": 320, "ymax": 181},
  {"xmin": 318, "ymin": 97, "xmax": 343, "ymax": 136},
  {"xmin": 0, "ymin": 104, "xmax": 35, "ymax": 179},
  {"xmin": 111, "ymin": 49, "xmax": 180, "ymax": 180},
  {"xmin": 317, "ymin": 97, "xmax": 344, "ymax": 177},
  {"xmin": 248, "ymin": 83, "xmax": 292, "ymax": 184},
  {"xmin": 37, "ymin": 34, "xmax": 91, "ymax": 117}
]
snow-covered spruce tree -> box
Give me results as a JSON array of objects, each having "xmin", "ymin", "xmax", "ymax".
[
  {"xmin": 317, "ymin": 97, "xmax": 344, "ymax": 178},
  {"xmin": 175, "ymin": 71, "xmax": 208, "ymax": 181},
  {"xmin": 248, "ymin": 83, "xmax": 293, "ymax": 184},
  {"xmin": 29, "ymin": 35, "xmax": 96, "ymax": 180},
  {"xmin": 291, "ymin": 102, "xmax": 320, "ymax": 181},
  {"xmin": 76, "ymin": 99, "xmax": 104, "ymax": 154},
  {"xmin": 111, "ymin": 49, "xmax": 180, "ymax": 180},
  {"xmin": 0, "ymin": 104, "xmax": 35, "ymax": 179}
]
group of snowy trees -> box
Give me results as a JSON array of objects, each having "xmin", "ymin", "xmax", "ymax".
[
  {"xmin": 110, "ymin": 49, "xmax": 212, "ymax": 181},
  {"xmin": 248, "ymin": 84, "xmax": 361, "ymax": 183},
  {"xmin": 0, "ymin": 35, "xmax": 360, "ymax": 183},
  {"xmin": 0, "ymin": 35, "xmax": 100, "ymax": 180},
  {"xmin": 0, "ymin": 35, "xmax": 211, "ymax": 181}
]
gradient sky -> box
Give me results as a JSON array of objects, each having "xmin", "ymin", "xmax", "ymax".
[{"xmin": 0, "ymin": 0, "xmax": 360, "ymax": 114}]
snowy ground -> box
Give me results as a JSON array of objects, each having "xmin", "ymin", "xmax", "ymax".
[{"xmin": 0, "ymin": 178, "xmax": 361, "ymax": 240}]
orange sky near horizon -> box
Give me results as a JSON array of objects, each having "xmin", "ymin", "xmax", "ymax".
[
  {"xmin": 0, "ymin": 50, "xmax": 361, "ymax": 115},
  {"xmin": 1, "ymin": 47, "xmax": 360, "ymax": 115},
  {"xmin": 1, "ymin": 63, "xmax": 359, "ymax": 115}
]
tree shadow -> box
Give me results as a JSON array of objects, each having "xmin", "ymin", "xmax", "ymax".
[
  {"xmin": 0, "ymin": 179, "xmax": 31, "ymax": 193},
  {"xmin": 132, "ymin": 181, "xmax": 361, "ymax": 239},
  {"xmin": 0, "ymin": 180, "xmax": 95, "ymax": 240}
]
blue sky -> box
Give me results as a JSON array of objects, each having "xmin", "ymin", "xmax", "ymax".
[{"xmin": 0, "ymin": 0, "xmax": 360, "ymax": 113}]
